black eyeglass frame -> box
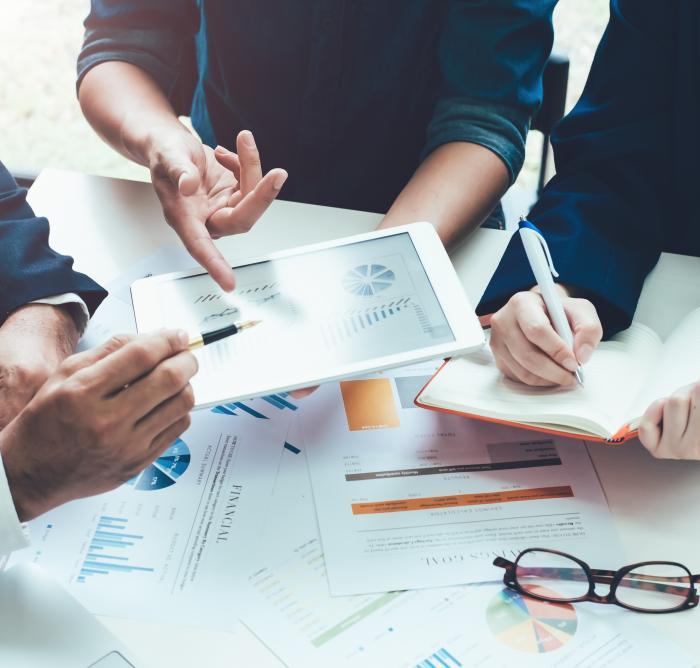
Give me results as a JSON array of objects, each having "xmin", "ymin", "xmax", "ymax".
[{"xmin": 494, "ymin": 548, "xmax": 700, "ymax": 614}]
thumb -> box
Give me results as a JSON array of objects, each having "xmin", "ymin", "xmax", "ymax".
[
  {"xmin": 565, "ymin": 299, "xmax": 603, "ymax": 365},
  {"xmin": 155, "ymin": 145, "xmax": 201, "ymax": 196}
]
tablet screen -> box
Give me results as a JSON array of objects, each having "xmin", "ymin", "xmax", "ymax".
[{"xmin": 134, "ymin": 232, "xmax": 455, "ymax": 404}]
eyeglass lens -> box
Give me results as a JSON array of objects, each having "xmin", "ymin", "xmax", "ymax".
[
  {"xmin": 515, "ymin": 550, "xmax": 589, "ymax": 601},
  {"xmin": 616, "ymin": 563, "xmax": 691, "ymax": 611}
]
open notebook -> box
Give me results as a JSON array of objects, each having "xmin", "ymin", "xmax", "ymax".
[{"xmin": 416, "ymin": 253, "xmax": 700, "ymax": 443}]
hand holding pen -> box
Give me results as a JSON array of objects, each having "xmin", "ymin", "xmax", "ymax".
[{"xmin": 488, "ymin": 219, "xmax": 603, "ymax": 388}]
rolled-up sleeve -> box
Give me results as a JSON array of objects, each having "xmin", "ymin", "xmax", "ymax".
[
  {"xmin": 424, "ymin": 0, "xmax": 556, "ymax": 182},
  {"xmin": 77, "ymin": 0, "xmax": 197, "ymax": 102}
]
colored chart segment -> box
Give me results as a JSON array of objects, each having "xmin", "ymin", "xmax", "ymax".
[
  {"xmin": 212, "ymin": 392, "xmax": 298, "ymax": 419},
  {"xmin": 77, "ymin": 515, "xmax": 154, "ymax": 583},
  {"xmin": 127, "ymin": 438, "xmax": 190, "ymax": 491},
  {"xmin": 343, "ymin": 264, "xmax": 395, "ymax": 296},
  {"xmin": 352, "ymin": 486, "xmax": 574, "ymax": 515},
  {"xmin": 486, "ymin": 587, "xmax": 577, "ymax": 654}
]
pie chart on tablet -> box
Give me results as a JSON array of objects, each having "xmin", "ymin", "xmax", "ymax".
[
  {"xmin": 486, "ymin": 587, "xmax": 577, "ymax": 653},
  {"xmin": 343, "ymin": 264, "xmax": 395, "ymax": 296},
  {"xmin": 127, "ymin": 438, "xmax": 191, "ymax": 491}
]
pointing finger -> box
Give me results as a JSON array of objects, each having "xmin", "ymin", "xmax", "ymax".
[{"xmin": 177, "ymin": 218, "xmax": 235, "ymax": 291}]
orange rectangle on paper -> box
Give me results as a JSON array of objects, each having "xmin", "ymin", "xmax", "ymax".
[
  {"xmin": 340, "ymin": 378, "xmax": 400, "ymax": 431},
  {"xmin": 351, "ymin": 485, "xmax": 573, "ymax": 515}
]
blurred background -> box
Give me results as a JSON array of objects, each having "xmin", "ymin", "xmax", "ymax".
[{"xmin": 0, "ymin": 0, "xmax": 609, "ymax": 190}]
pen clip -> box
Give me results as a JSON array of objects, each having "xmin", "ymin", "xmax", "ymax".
[{"xmin": 519, "ymin": 218, "xmax": 559, "ymax": 278}]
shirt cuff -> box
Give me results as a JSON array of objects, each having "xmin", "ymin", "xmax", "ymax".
[
  {"xmin": 423, "ymin": 98, "xmax": 528, "ymax": 185},
  {"xmin": 0, "ymin": 454, "xmax": 29, "ymax": 558},
  {"xmin": 31, "ymin": 293, "xmax": 90, "ymax": 335}
]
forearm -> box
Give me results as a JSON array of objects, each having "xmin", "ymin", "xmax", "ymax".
[
  {"xmin": 78, "ymin": 61, "xmax": 186, "ymax": 166},
  {"xmin": 379, "ymin": 142, "xmax": 509, "ymax": 248}
]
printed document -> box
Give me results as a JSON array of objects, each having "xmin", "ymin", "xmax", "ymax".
[
  {"xmin": 301, "ymin": 367, "xmax": 622, "ymax": 594},
  {"xmin": 7, "ymin": 408, "xmax": 289, "ymax": 629},
  {"xmin": 241, "ymin": 537, "xmax": 695, "ymax": 668}
]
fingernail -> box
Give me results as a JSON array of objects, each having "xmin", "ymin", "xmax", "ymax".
[
  {"xmin": 578, "ymin": 344, "xmax": 594, "ymax": 364},
  {"xmin": 177, "ymin": 329, "xmax": 190, "ymax": 347},
  {"xmin": 242, "ymin": 131, "xmax": 256, "ymax": 149},
  {"xmin": 273, "ymin": 171, "xmax": 288, "ymax": 191},
  {"xmin": 215, "ymin": 145, "xmax": 232, "ymax": 154},
  {"xmin": 563, "ymin": 358, "xmax": 578, "ymax": 372}
]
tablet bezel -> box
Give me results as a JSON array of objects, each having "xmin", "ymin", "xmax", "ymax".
[{"xmin": 131, "ymin": 222, "xmax": 484, "ymax": 407}]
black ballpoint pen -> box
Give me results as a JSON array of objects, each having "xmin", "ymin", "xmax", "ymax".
[{"xmin": 188, "ymin": 319, "xmax": 261, "ymax": 351}]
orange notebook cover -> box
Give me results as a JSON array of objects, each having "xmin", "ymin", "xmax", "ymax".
[{"xmin": 414, "ymin": 360, "xmax": 638, "ymax": 445}]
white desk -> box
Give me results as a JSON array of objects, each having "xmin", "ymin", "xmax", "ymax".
[{"xmin": 27, "ymin": 169, "xmax": 700, "ymax": 666}]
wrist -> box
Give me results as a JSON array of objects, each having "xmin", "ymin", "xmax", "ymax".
[
  {"xmin": 1, "ymin": 426, "xmax": 48, "ymax": 522},
  {"xmin": 122, "ymin": 114, "xmax": 189, "ymax": 167},
  {"xmin": 3, "ymin": 304, "xmax": 79, "ymax": 360}
]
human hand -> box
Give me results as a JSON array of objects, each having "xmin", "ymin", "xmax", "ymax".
[
  {"xmin": 638, "ymin": 382, "xmax": 700, "ymax": 460},
  {"xmin": 144, "ymin": 126, "xmax": 288, "ymax": 291},
  {"xmin": 489, "ymin": 287, "xmax": 603, "ymax": 387},
  {"xmin": 0, "ymin": 330, "xmax": 198, "ymax": 521},
  {"xmin": 0, "ymin": 304, "xmax": 80, "ymax": 430}
]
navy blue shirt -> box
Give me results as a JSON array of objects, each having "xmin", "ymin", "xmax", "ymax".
[
  {"xmin": 481, "ymin": 0, "xmax": 700, "ymax": 336},
  {"xmin": 78, "ymin": 0, "xmax": 554, "ymax": 215},
  {"xmin": 0, "ymin": 163, "xmax": 106, "ymax": 322}
]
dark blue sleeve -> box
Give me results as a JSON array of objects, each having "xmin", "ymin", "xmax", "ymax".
[
  {"xmin": 0, "ymin": 163, "xmax": 106, "ymax": 322},
  {"xmin": 424, "ymin": 0, "xmax": 556, "ymax": 183},
  {"xmin": 77, "ymin": 0, "xmax": 197, "ymax": 103},
  {"xmin": 479, "ymin": 0, "xmax": 675, "ymax": 336}
]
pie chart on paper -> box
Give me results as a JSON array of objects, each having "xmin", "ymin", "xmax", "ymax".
[
  {"xmin": 486, "ymin": 587, "xmax": 577, "ymax": 653},
  {"xmin": 126, "ymin": 438, "xmax": 191, "ymax": 491}
]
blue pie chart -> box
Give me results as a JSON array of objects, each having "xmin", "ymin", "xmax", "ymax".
[{"xmin": 127, "ymin": 438, "xmax": 191, "ymax": 491}]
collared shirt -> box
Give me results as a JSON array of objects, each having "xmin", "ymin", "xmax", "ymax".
[
  {"xmin": 0, "ymin": 161, "xmax": 105, "ymax": 557},
  {"xmin": 78, "ymin": 0, "xmax": 555, "ymax": 216}
]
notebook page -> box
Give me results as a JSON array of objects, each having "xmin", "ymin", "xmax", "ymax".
[
  {"xmin": 420, "ymin": 324, "xmax": 661, "ymax": 438},
  {"xmin": 629, "ymin": 307, "xmax": 700, "ymax": 421},
  {"xmin": 633, "ymin": 253, "xmax": 700, "ymax": 340}
]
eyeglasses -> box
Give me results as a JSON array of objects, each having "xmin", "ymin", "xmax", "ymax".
[{"xmin": 493, "ymin": 548, "xmax": 699, "ymax": 613}]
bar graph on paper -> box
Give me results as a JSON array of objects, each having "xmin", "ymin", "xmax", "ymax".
[
  {"xmin": 77, "ymin": 516, "xmax": 154, "ymax": 583},
  {"xmin": 416, "ymin": 647, "xmax": 462, "ymax": 668}
]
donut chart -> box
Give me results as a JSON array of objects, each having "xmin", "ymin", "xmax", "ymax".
[
  {"xmin": 486, "ymin": 587, "xmax": 577, "ymax": 654},
  {"xmin": 127, "ymin": 438, "xmax": 191, "ymax": 491}
]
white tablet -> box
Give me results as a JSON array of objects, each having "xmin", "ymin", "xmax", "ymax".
[{"xmin": 131, "ymin": 223, "xmax": 484, "ymax": 408}]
